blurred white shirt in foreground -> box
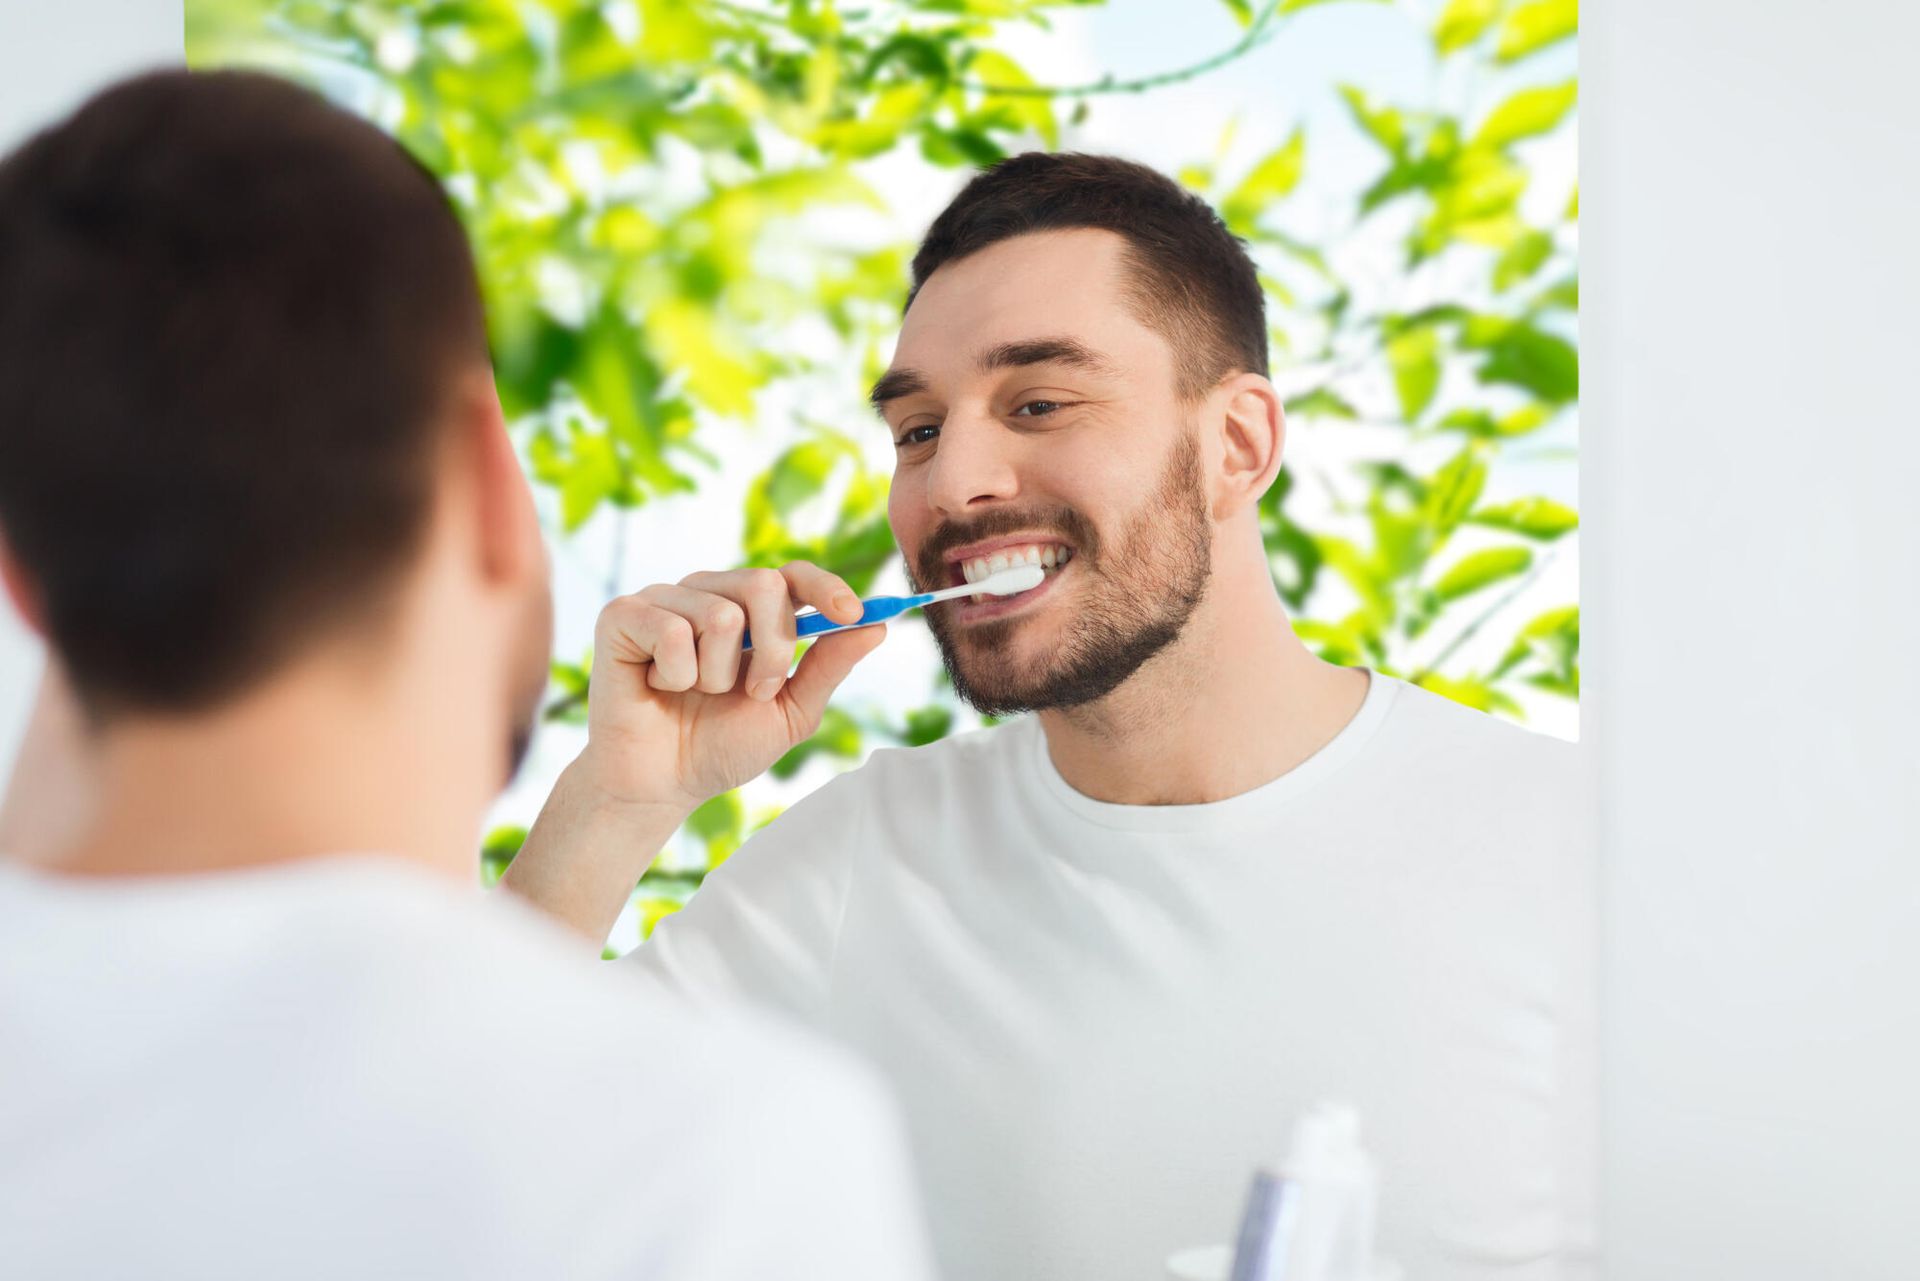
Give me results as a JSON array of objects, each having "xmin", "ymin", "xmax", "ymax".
[{"xmin": 0, "ymin": 855, "xmax": 934, "ymax": 1281}]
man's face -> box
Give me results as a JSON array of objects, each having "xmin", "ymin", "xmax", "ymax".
[{"xmin": 879, "ymin": 229, "xmax": 1213, "ymax": 715}]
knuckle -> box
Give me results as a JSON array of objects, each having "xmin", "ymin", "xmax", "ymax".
[
  {"xmin": 746, "ymin": 567, "xmax": 788, "ymax": 597},
  {"xmin": 662, "ymin": 615, "xmax": 695, "ymax": 653},
  {"xmin": 703, "ymin": 600, "xmax": 743, "ymax": 633}
]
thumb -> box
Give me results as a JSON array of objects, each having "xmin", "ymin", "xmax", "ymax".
[{"xmin": 779, "ymin": 623, "xmax": 887, "ymax": 737}]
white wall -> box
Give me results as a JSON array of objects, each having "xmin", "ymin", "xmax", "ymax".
[
  {"xmin": 0, "ymin": 0, "xmax": 183, "ymax": 778},
  {"xmin": 1587, "ymin": 2, "xmax": 1920, "ymax": 1277}
]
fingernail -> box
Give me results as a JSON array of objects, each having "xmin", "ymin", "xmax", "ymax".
[
  {"xmin": 834, "ymin": 592, "xmax": 861, "ymax": 617},
  {"xmin": 750, "ymin": 678, "xmax": 781, "ymax": 702}
]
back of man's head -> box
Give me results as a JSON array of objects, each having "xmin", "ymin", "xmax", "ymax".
[{"xmin": 0, "ymin": 69, "xmax": 490, "ymax": 721}]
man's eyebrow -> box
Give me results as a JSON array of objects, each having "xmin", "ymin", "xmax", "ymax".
[
  {"xmin": 869, "ymin": 367, "xmax": 928, "ymax": 413},
  {"xmin": 977, "ymin": 337, "xmax": 1119, "ymax": 378}
]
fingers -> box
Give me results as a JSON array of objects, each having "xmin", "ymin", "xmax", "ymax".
[
  {"xmin": 780, "ymin": 622, "xmax": 887, "ymax": 736},
  {"xmin": 593, "ymin": 594, "xmax": 702, "ymax": 693},
  {"xmin": 775, "ymin": 561, "xmax": 864, "ymax": 625},
  {"xmin": 598, "ymin": 562, "xmax": 865, "ymax": 704},
  {"xmin": 678, "ymin": 561, "xmax": 859, "ymax": 702},
  {"xmin": 676, "ymin": 566, "xmax": 793, "ymax": 699},
  {"xmin": 629, "ymin": 585, "xmax": 744, "ymax": 694}
]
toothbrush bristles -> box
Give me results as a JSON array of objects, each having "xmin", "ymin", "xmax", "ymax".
[{"xmin": 978, "ymin": 564, "xmax": 1044, "ymax": 597}]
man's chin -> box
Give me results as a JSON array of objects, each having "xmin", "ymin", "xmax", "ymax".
[{"xmin": 943, "ymin": 639, "xmax": 1075, "ymax": 717}]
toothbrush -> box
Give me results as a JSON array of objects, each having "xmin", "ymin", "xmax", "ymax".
[{"xmin": 741, "ymin": 564, "xmax": 1045, "ymax": 651}]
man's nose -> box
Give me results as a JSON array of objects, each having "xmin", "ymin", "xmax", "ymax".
[{"xmin": 925, "ymin": 414, "xmax": 1020, "ymax": 516}]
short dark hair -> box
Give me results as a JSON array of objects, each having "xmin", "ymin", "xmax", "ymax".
[
  {"xmin": 908, "ymin": 152, "xmax": 1268, "ymax": 399},
  {"xmin": 0, "ymin": 69, "xmax": 487, "ymax": 718}
]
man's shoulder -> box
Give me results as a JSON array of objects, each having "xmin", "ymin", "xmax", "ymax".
[{"xmin": 1363, "ymin": 676, "xmax": 1587, "ymax": 850}]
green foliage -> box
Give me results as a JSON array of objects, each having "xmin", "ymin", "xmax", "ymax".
[{"xmin": 187, "ymin": 0, "xmax": 1577, "ymax": 895}]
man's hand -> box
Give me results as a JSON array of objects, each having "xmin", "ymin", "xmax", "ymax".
[
  {"xmin": 571, "ymin": 560, "xmax": 886, "ymax": 811},
  {"xmin": 504, "ymin": 561, "xmax": 886, "ymax": 944}
]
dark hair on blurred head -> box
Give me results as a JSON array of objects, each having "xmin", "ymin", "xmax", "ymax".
[
  {"xmin": 0, "ymin": 69, "xmax": 488, "ymax": 719},
  {"xmin": 908, "ymin": 151, "xmax": 1268, "ymax": 400}
]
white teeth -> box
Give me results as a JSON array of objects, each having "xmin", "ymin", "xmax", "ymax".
[{"xmin": 954, "ymin": 543, "xmax": 1073, "ymax": 589}]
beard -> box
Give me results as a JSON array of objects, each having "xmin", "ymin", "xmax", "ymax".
[{"xmin": 910, "ymin": 430, "xmax": 1212, "ymax": 717}]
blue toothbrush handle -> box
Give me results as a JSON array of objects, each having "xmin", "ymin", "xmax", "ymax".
[{"xmin": 741, "ymin": 594, "xmax": 926, "ymax": 651}]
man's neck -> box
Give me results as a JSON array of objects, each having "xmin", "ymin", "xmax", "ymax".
[
  {"xmin": 41, "ymin": 659, "xmax": 487, "ymax": 882},
  {"xmin": 1036, "ymin": 554, "xmax": 1371, "ymax": 807}
]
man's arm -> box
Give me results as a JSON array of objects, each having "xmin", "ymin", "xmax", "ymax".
[
  {"xmin": 502, "ymin": 561, "xmax": 885, "ymax": 947},
  {"xmin": 503, "ymin": 758, "xmax": 690, "ymax": 946}
]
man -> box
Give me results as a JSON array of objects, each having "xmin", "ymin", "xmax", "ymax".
[
  {"xmin": 0, "ymin": 70, "xmax": 932, "ymax": 1280},
  {"xmin": 506, "ymin": 154, "xmax": 1596, "ymax": 1280}
]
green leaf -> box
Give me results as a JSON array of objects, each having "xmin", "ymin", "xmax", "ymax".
[
  {"xmin": 1494, "ymin": 604, "xmax": 1579, "ymax": 680},
  {"xmin": 1337, "ymin": 85, "xmax": 1405, "ymax": 154},
  {"xmin": 903, "ymin": 705, "xmax": 954, "ymax": 747},
  {"xmin": 1435, "ymin": 404, "xmax": 1554, "ymax": 439},
  {"xmin": 1531, "ymin": 275, "xmax": 1580, "ymax": 313},
  {"xmin": 1493, "ymin": 229, "xmax": 1556, "ymax": 292},
  {"xmin": 1288, "ymin": 387, "xmax": 1360, "ymax": 419},
  {"xmin": 1220, "ymin": 0, "xmax": 1256, "ymax": 26},
  {"xmin": 765, "ymin": 439, "xmax": 842, "ymax": 518},
  {"xmin": 861, "ymin": 33, "xmax": 952, "ymax": 85},
  {"xmin": 480, "ymin": 824, "xmax": 529, "ymax": 886},
  {"xmin": 1468, "ymin": 497, "xmax": 1579, "ymax": 540},
  {"xmin": 558, "ymin": 431, "xmax": 627, "ymax": 532},
  {"xmin": 770, "ymin": 706, "xmax": 865, "ymax": 779},
  {"xmin": 1495, "ymin": 0, "xmax": 1578, "ymax": 62},
  {"xmin": 1221, "ymin": 127, "xmax": 1306, "ymax": 231},
  {"xmin": 1472, "ymin": 81, "xmax": 1578, "ymax": 150},
  {"xmin": 1387, "ymin": 326, "xmax": 1442, "ymax": 421},
  {"xmin": 1422, "ymin": 446, "xmax": 1490, "ymax": 538},
  {"xmin": 968, "ymin": 50, "xmax": 1059, "ymax": 148},
  {"xmin": 1474, "ymin": 322, "xmax": 1579, "ymax": 403},
  {"xmin": 1415, "ymin": 670, "xmax": 1522, "ymax": 715},
  {"xmin": 637, "ymin": 896, "xmax": 683, "ymax": 940},
  {"xmin": 1434, "ymin": 0, "xmax": 1503, "ymax": 54},
  {"xmin": 686, "ymin": 791, "xmax": 742, "ymax": 844}
]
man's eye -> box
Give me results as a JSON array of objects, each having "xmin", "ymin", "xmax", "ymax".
[
  {"xmin": 1012, "ymin": 399, "xmax": 1066, "ymax": 418},
  {"xmin": 896, "ymin": 424, "xmax": 940, "ymax": 447}
]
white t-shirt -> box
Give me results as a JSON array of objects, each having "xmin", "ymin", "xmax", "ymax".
[
  {"xmin": 0, "ymin": 856, "xmax": 936, "ymax": 1281},
  {"xmin": 632, "ymin": 670, "xmax": 1596, "ymax": 1281}
]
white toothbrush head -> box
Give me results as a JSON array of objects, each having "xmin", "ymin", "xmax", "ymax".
[{"xmin": 977, "ymin": 564, "xmax": 1045, "ymax": 596}]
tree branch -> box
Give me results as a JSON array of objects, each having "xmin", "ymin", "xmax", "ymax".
[
  {"xmin": 959, "ymin": 0, "xmax": 1289, "ymax": 99},
  {"xmin": 1410, "ymin": 546, "xmax": 1561, "ymax": 683}
]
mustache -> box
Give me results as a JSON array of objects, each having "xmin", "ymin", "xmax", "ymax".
[{"xmin": 908, "ymin": 505, "xmax": 1102, "ymax": 591}]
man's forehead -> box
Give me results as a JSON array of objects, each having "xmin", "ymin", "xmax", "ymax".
[
  {"xmin": 903, "ymin": 228, "xmax": 1131, "ymax": 333},
  {"xmin": 878, "ymin": 231, "xmax": 1164, "ymax": 398}
]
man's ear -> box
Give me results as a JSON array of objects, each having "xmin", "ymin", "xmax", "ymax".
[
  {"xmin": 1211, "ymin": 372, "xmax": 1286, "ymax": 520},
  {"xmin": 0, "ymin": 532, "xmax": 48, "ymax": 638},
  {"xmin": 452, "ymin": 369, "xmax": 542, "ymax": 589}
]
